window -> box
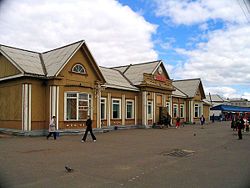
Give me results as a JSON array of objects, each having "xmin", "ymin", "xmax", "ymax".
[
  {"xmin": 194, "ymin": 103, "xmax": 201, "ymax": 118},
  {"xmin": 112, "ymin": 99, "xmax": 121, "ymax": 119},
  {"xmin": 65, "ymin": 92, "xmax": 91, "ymax": 120},
  {"xmin": 126, "ymin": 100, "xmax": 134, "ymax": 119},
  {"xmin": 147, "ymin": 101, "xmax": 153, "ymax": 119},
  {"xmin": 166, "ymin": 102, "xmax": 170, "ymax": 114},
  {"xmin": 72, "ymin": 64, "xmax": 86, "ymax": 74},
  {"xmin": 180, "ymin": 104, "xmax": 184, "ymax": 118},
  {"xmin": 173, "ymin": 104, "xmax": 178, "ymax": 117},
  {"xmin": 101, "ymin": 98, "xmax": 106, "ymax": 120}
]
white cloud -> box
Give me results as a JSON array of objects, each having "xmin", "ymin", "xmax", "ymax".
[
  {"xmin": 242, "ymin": 92, "xmax": 250, "ymax": 101},
  {"xmin": 175, "ymin": 25, "xmax": 250, "ymax": 86},
  {"xmin": 154, "ymin": 0, "xmax": 247, "ymax": 25},
  {"xmin": 0, "ymin": 0, "xmax": 158, "ymax": 66},
  {"xmin": 205, "ymin": 86, "xmax": 239, "ymax": 99}
]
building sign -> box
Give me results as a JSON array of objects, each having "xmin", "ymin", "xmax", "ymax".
[{"xmin": 155, "ymin": 74, "xmax": 167, "ymax": 82}]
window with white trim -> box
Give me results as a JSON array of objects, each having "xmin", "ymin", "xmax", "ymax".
[
  {"xmin": 112, "ymin": 99, "xmax": 121, "ymax": 119},
  {"xmin": 101, "ymin": 98, "xmax": 106, "ymax": 120},
  {"xmin": 126, "ymin": 100, "xmax": 134, "ymax": 119},
  {"xmin": 173, "ymin": 104, "xmax": 178, "ymax": 117},
  {"xmin": 147, "ymin": 101, "xmax": 153, "ymax": 119},
  {"xmin": 194, "ymin": 103, "xmax": 201, "ymax": 118},
  {"xmin": 180, "ymin": 104, "xmax": 185, "ymax": 118},
  {"xmin": 65, "ymin": 92, "xmax": 91, "ymax": 120},
  {"xmin": 72, "ymin": 64, "xmax": 86, "ymax": 74}
]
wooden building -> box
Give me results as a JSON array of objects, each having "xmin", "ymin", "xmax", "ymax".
[{"xmin": 0, "ymin": 41, "xmax": 209, "ymax": 135}]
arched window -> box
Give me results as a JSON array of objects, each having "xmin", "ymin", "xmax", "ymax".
[{"xmin": 72, "ymin": 64, "xmax": 86, "ymax": 74}]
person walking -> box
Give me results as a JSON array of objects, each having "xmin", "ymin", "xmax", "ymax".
[
  {"xmin": 200, "ymin": 115, "xmax": 205, "ymax": 128},
  {"xmin": 175, "ymin": 116, "xmax": 180, "ymax": 128},
  {"xmin": 237, "ymin": 116, "xmax": 244, "ymax": 140},
  {"xmin": 47, "ymin": 116, "xmax": 57, "ymax": 140},
  {"xmin": 81, "ymin": 116, "xmax": 96, "ymax": 142},
  {"xmin": 211, "ymin": 114, "xmax": 215, "ymax": 123}
]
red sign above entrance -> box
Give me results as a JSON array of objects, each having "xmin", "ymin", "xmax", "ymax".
[{"xmin": 155, "ymin": 75, "xmax": 167, "ymax": 82}]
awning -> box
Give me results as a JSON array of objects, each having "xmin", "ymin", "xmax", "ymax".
[{"xmin": 210, "ymin": 105, "xmax": 250, "ymax": 112}]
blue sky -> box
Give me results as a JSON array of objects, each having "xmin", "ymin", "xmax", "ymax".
[{"xmin": 0, "ymin": 0, "xmax": 249, "ymax": 99}]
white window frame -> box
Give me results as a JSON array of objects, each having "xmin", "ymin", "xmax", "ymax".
[
  {"xmin": 173, "ymin": 104, "xmax": 178, "ymax": 118},
  {"xmin": 72, "ymin": 64, "xmax": 86, "ymax": 74},
  {"xmin": 126, "ymin": 99, "xmax": 134, "ymax": 119},
  {"xmin": 64, "ymin": 92, "xmax": 91, "ymax": 121},
  {"xmin": 147, "ymin": 100, "xmax": 153, "ymax": 120},
  {"xmin": 100, "ymin": 97, "xmax": 106, "ymax": 120},
  {"xmin": 194, "ymin": 103, "xmax": 201, "ymax": 118},
  {"xmin": 180, "ymin": 104, "xmax": 185, "ymax": 118},
  {"xmin": 112, "ymin": 98, "xmax": 121, "ymax": 119}
]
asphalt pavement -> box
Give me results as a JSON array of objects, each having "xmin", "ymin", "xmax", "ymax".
[{"xmin": 0, "ymin": 121, "xmax": 249, "ymax": 188}]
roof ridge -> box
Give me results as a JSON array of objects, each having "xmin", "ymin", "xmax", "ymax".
[
  {"xmin": 111, "ymin": 60, "xmax": 161, "ymax": 69},
  {"xmin": 173, "ymin": 86, "xmax": 188, "ymax": 97},
  {"xmin": 123, "ymin": 64, "xmax": 132, "ymax": 74},
  {"xmin": 39, "ymin": 54, "xmax": 47, "ymax": 76},
  {"xmin": 0, "ymin": 44, "xmax": 40, "ymax": 54},
  {"xmin": 42, "ymin": 40, "xmax": 84, "ymax": 54},
  {"xmin": 115, "ymin": 69, "xmax": 134, "ymax": 86},
  {"xmin": 173, "ymin": 78, "xmax": 201, "ymax": 82}
]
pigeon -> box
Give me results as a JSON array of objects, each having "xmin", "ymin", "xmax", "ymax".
[
  {"xmin": 65, "ymin": 165, "xmax": 73, "ymax": 172},
  {"xmin": 193, "ymin": 133, "xmax": 196, "ymax": 136}
]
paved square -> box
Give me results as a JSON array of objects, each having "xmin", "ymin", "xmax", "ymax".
[{"xmin": 0, "ymin": 122, "xmax": 249, "ymax": 188}]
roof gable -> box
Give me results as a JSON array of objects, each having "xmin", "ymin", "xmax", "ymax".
[
  {"xmin": 100, "ymin": 67, "xmax": 138, "ymax": 91},
  {"xmin": 0, "ymin": 45, "xmax": 43, "ymax": 76},
  {"xmin": 173, "ymin": 78, "xmax": 205, "ymax": 98},
  {"xmin": 113, "ymin": 60, "xmax": 161, "ymax": 85},
  {"xmin": 42, "ymin": 40, "xmax": 84, "ymax": 77}
]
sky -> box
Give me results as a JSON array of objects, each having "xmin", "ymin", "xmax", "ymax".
[{"xmin": 0, "ymin": 0, "xmax": 250, "ymax": 100}]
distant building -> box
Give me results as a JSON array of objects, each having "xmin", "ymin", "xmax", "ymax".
[
  {"xmin": 229, "ymin": 98, "xmax": 250, "ymax": 107},
  {"xmin": 204, "ymin": 94, "xmax": 229, "ymax": 119}
]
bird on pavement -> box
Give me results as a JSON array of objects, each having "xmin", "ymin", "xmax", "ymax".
[{"xmin": 65, "ymin": 165, "xmax": 73, "ymax": 172}]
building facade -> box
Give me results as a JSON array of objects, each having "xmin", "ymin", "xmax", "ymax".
[{"xmin": 0, "ymin": 41, "xmax": 209, "ymax": 135}]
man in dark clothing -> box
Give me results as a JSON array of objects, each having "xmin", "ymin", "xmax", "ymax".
[
  {"xmin": 81, "ymin": 116, "xmax": 96, "ymax": 142},
  {"xmin": 238, "ymin": 116, "xmax": 244, "ymax": 140}
]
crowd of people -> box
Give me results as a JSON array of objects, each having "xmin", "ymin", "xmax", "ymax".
[{"xmin": 231, "ymin": 115, "xmax": 250, "ymax": 140}]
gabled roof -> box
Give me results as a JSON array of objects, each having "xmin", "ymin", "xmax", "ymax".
[
  {"xmin": 173, "ymin": 78, "xmax": 205, "ymax": 98},
  {"xmin": 0, "ymin": 40, "xmax": 105, "ymax": 82},
  {"xmin": 99, "ymin": 67, "xmax": 138, "ymax": 91},
  {"xmin": 0, "ymin": 45, "xmax": 44, "ymax": 76},
  {"xmin": 172, "ymin": 86, "xmax": 188, "ymax": 98},
  {"xmin": 42, "ymin": 40, "xmax": 84, "ymax": 77},
  {"xmin": 113, "ymin": 60, "xmax": 168, "ymax": 85}
]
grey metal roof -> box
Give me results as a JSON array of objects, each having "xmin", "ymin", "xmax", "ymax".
[
  {"xmin": 42, "ymin": 41, "xmax": 83, "ymax": 77},
  {"xmin": 113, "ymin": 61, "xmax": 160, "ymax": 85},
  {"xmin": 205, "ymin": 94, "xmax": 226, "ymax": 102},
  {"xmin": 0, "ymin": 45, "xmax": 44, "ymax": 76},
  {"xmin": 100, "ymin": 67, "xmax": 138, "ymax": 91},
  {"xmin": 172, "ymin": 87, "xmax": 188, "ymax": 98},
  {"xmin": 173, "ymin": 79, "xmax": 201, "ymax": 98}
]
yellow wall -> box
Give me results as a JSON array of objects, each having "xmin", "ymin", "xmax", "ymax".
[
  {"xmin": 0, "ymin": 80, "xmax": 22, "ymax": 129},
  {"xmin": 0, "ymin": 54, "xmax": 20, "ymax": 78}
]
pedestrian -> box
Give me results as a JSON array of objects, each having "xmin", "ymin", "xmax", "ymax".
[
  {"xmin": 166, "ymin": 113, "xmax": 172, "ymax": 127},
  {"xmin": 47, "ymin": 116, "xmax": 57, "ymax": 140},
  {"xmin": 81, "ymin": 116, "xmax": 96, "ymax": 142},
  {"xmin": 211, "ymin": 114, "xmax": 215, "ymax": 123},
  {"xmin": 175, "ymin": 116, "xmax": 180, "ymax": 128},
  {"xmin": 200, "ymin": 115, "xmax": 205, "ymax": 128},
  {"xmin": 237, "ymin": 116, "xmax": 244, "ymax": 140}
]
